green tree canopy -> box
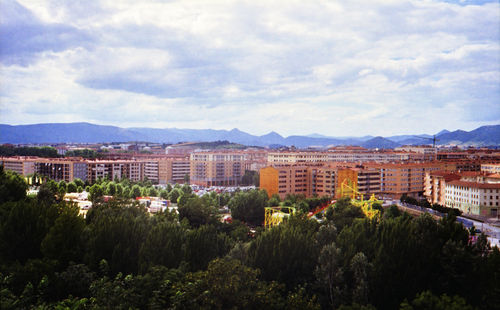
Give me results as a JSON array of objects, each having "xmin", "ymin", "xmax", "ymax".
[
  {"xmin": 0, "ymin": 166, "xmax": 28, "ymax": 204},
  {"xmin": 229, "ymin": 189, "xmax": 268, "ymax": 226}
]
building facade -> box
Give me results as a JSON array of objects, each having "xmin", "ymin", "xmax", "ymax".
[
  {"xmin": 190, "ymin": 152, "xmax": 246, "ymax": 186},
  {"xmin": 445, "ymin": 181, "xmax": 499, "ymax": 217}
]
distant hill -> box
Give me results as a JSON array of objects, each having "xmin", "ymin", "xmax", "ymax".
[
  {"xmin": 361, "ymin": 137, "xmax": 400, "ymax": 149},
  {"xmin": 1, "ymin": 123, "xmax": 498, "ymax": 147},
  {"xmin": 436, "ymin": 125, "xmax": 500, "ymax": 146}
]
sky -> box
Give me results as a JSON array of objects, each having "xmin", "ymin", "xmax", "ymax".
[{"xmin": 0, "ymin": 0, "xmax": 499, "ymax": 137}]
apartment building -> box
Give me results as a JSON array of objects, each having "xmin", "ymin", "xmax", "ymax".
[
  {"xmin": 86, "ymin": 160, "xmax": 143, "ymax": 183},
  {"xmin": 394, "ymin": 145, "xmax": 437, "ymax": 161},
  {"xmin": 1, "ymin": 157, "xmax": 88, "ymax": 182},
  {"xmin": 440, "ymin": 160, "xmax": 483, "ymax": 172},
  {"xmin": 190, "ymin": 152, "xmax": 246, "ymax": 186},
  {"xmin": 445, "ymin": 181, "xmax": 500, "ymax": 217},
  {"xmin": 267, "ymin": 150, "xmax": 425, "ymax": 165},
  {"xmin": 158, "ymin": 157, "xmax": 191, "ymax": 184},
  {"xmin": 424, "ymin": 171, "xmax": 462, "ymax": 205},
  {"xmin": 0, "ymin": 157, "xmax": 36, "ymax": 176},
  {"xmin": 143, "ymin": 160, "xmax": 159, "ymax": 183},
  {"xmin": 309, "ymin": 165, "xmax": 337, "ymax": 198},
  {"xmin": 260, "ymin": 165, "xmax": 309, "ymax": 199},
  {"xmin": 482, "ymin": 163, "xmax": 500, "ymax": 174},
  {"xmin": 366, "ymin": 162, "xmax": 444, "ymax": 199},
  {"xmin": 260, "ymin": 164, "xmax": 380, "ymax": 200}
]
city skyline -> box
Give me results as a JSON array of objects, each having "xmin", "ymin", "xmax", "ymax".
[{"xmin": 1, "ymin": 0, "xmax": 499, "ymax": 137}]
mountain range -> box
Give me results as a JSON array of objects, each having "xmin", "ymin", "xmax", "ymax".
[{"xmin": 0, "ymin": 123, "xmax": 499, "ymax": 148}]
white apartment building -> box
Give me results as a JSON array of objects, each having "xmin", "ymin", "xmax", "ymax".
[
  {"xmin": 267, "ymin": 151, "xmax": 425, "ymax": 165},
  {"xmin": 445, "ymin": 181, "xmax": 500, "ymax": 217},
  {"xmin": 481, "ymin": 163, "xmax": 500, "ymax": 174}
]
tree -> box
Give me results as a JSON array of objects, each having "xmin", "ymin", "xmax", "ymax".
[
  {"xmin": 350, "ymin": 252, "xmax": 370, "ymax": 305},
  {"xmin": 67, "ymin": 182, "xmax": 77, "ymax": 193},
  {"xmin": 147, "ymin": 187, "xmax": 158, "ymax": 197},
  {"xmin": 89, "ymin": 184, "xmax": 105, "ymax": 203},
  {"xmin": 130, "ymin": 185, "xmax": 142, "ymax": 199},
  {"xmin": 316, "ymin": 223, "xmax": 338, "ymax": 248},
  {"xmin": 170, "ymin": 258, "xmax": 313, "ymax": 309},
  {"xmin": 241, "ymin": 170, "xmax": 259, "ymax": 186},
  {"xmin": 84, "ymin": 203, "xmax": 150, "ymax": 275},
  {"xmin": 37, "ymin": 180, "xmax": 58, "ymax": 205},
  {"xmin": 0, "ymin": 200, "xmax": 60, "ymax": 262},
  {"xmin": 73, "ymin": 178, "xmax": 85, "ymax": 188},
  {"xmin": 41, "ymin": 204, "xmax": 85, "ymax": 265},
  {"xmin": 384, "ymin": 205, "xmax": 402, "ymax": 219},
  {"xmin": 316, "ymin": 242, "xmax": 344, "ymax": 308},
  {"xmin": 184, "ymin": 225, "xmax": 232, "ymax": 271},
  {"xmin": 400, "ymin": 290, "xmax": 474, "ymax": 310},
  {"xmin": 169, "ymin": 188, "xmax": 181, "ymax": 203},
  {"xmin": 106, "ymin": 182, "xmax": 117, "ymax": 196},
  {"xmin": 159, "ymin": 189, "xmax": 169, "ymax": 199},
  {"xmin": 138, "ymin": 222, "xmax": 186, "ymax": 272},
  {"xmin": 58, "ymin": 180, "xmax": 68, "ymax": 197},
  {"xmin": 178, "ymin": 196, "xmax": 218, "ymax": 227},
  {"xmin": 229, "ymin": 189, "xmax": 268, "ymax": 226},
  {"xmin": 325, "ymin": 197, "xmax": 365, "ymax": 232},
  {"xmin": 0, "ymin": 166, "xmax": 28, "ymax": 203},
  {"xmin": 181, "ymin": 184, "xmax": 192, "ymax": 194},
  {"xmin": 247, "ymin": 217, "xmax": 319, "ymax": 289},
  {"xmin": 268, "ymin": 193, "xmax": 281, "ymax": 207}
]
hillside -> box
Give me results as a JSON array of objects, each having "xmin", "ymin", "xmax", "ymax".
[{"xmin": 1, "ymin": 123, "xmax": 499, "ymax": 147}]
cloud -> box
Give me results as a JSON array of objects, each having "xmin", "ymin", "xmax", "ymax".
[
  {"xmin": 0, "ymin": 0, "xmax": 92, "ymax": 66},
  {"xmin": 0, "ymin": 0, "xmax": 499, "ymax": 136}
]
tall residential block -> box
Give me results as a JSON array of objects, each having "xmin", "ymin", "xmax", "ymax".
[{"xmin": 190, "ymin": 152, "xmax": 245, "ymax": 186}]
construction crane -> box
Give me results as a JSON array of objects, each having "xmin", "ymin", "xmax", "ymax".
[
  {"xmin": 414, "ymin": 135, "xmax": 439, "ymax": 148},
  {"xmin": 339, "ymin": 178, "xmax": 381, "ymax": 220}
]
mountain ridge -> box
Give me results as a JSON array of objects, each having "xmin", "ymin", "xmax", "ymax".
[{"xmin": 1, "ymin": 123, "xmax": 499, "ymax": 148}]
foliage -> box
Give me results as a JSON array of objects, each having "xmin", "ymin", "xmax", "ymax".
[
  {"xmin": 241, "ymin": 170, "xmax": 260, "ymax": 186},
  {"xmin": 0, "ymin": 145, "xmax": 58, "ymax": 158},
  {"xmin": 229, "ymin": 189, "xmax": 268, "ymax": 226},
  {"xmin": 88, "ymin": 184, "xmax": 105, "ymax": 203},
  {"xmin": 0, "ymin": 169, "xmax": 499, "ymax": 309},
  {"xmin": 138, "ymin": 222, "xmax": 186, "ymax": 272},
  {"xmin": 65, "ymin": 149, "xmax": 98, "ymax": 159},
  {"xmin": 400, "ymin": 290, "xmax": 474, "ymax": 310},
  {"xmin": 41, "ymin": 204, "xmax": 85, "ymax": 266},
  {"xmin": 247, "ymin": 215, "xmax": 319, "ymax": 289},
  {"xmin": 325, "ymin": 197, "xmax": 365, "ymax": 232},
  {"xmin": 184, "ymin": 225, "xmax": 233, "ymax": 271},
  {"xmin": 400, "ymin": 194, "xmax": 461, "ymax": 216},
  {"xmin": 177, "ymin": 196, "xmax": 218, "ymax": 227},
  {"xmin": 0, "ymin": 166, "xmax": 28, "ymax": 204}
]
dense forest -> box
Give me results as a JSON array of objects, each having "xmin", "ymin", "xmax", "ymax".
[
  {"xmin": 0, "ymin": 166, "xmax": 499, "ymax": 309},
  {"xmin": 0, "ymin": 145, "xmax": 59, "ymax": 158}
]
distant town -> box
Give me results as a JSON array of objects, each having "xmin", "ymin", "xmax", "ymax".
[{"xmin": 1, "ymin": 140, "xmax": 499, "ymax": 219}]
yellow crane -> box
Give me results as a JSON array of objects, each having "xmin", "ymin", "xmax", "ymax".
[
  {"xmin": 340, "ymin": 178, "xmax": 381, "ymax": 220},
  {"xmin": 264, "ymin": 206, "xmax": 296, "ymax": 228}
]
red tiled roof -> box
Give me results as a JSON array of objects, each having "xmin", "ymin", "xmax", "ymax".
[{"xmin": 447, "ymin": 180, "xmax": 500, "ymax": 189}]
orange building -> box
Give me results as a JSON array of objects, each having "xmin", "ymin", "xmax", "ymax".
[
  {"xmin": 366, "ymin": 162, "xmax": 444, "ymax": 199},
  {"xmin": 259, "ymin": 165, "xmax": 309, "ymax": 199},
  {"xmin": 260, "ymin": 164, "xmax": 380, "ymax": 200}
]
